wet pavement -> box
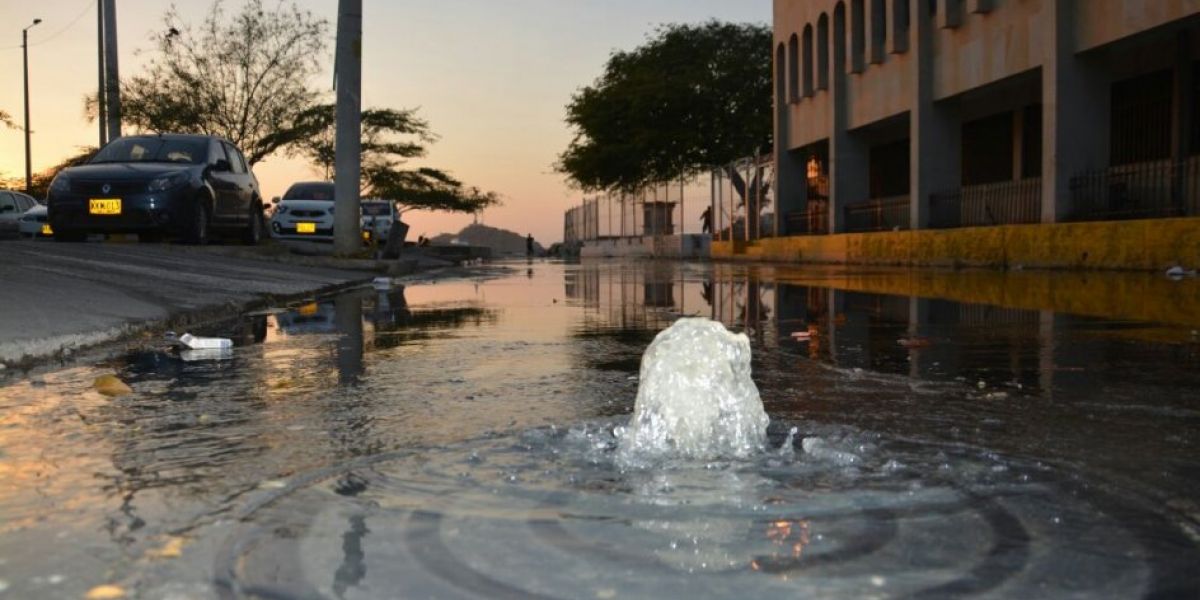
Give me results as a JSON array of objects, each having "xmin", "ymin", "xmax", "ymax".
[{"xmin": 0, "ymin": 260, "xmax": 1197, "ymax": 598}]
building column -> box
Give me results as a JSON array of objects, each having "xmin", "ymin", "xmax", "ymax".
[
  {"xmin": 1012, "ymin": 109, "xmax": 1025, "ymax": 181},
  {"xmin": 1041, "ymin": 0, "xmax": 1110, "ymax": 223},
  {"xmin": 830, "ymin": 7, "xmax": 869, "ymax": 234},
  {"xmin": 1172, "ymin": 30, "xmax": 1195, "ymax": 213},
  {"xmin": 909, "ymin": 0, "xmax": 961, "ymax": 229}
]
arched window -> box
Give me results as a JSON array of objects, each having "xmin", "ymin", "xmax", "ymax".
[
  {"xmin": 850, "ymin": 0, "xmax": 866, "ymax": 73},
  {"xmin": 802, "ymin": 25, "xmax": 815, "ymax": 97},
  {"xmin": 893, "ymin": 0, "xmax": 910, "ymax": 53},
  {"xmin": 817, "ymin": 14, "xmax": 830, "ymax": 90},
  {"xmin": 776, "ymin": 43, "xmax": 787, "ymax": 106},
  {"xmin": 788, "ymin": 34, "xmax": 800, "ymax": 103},
  {"xmin": 870, "ymin": 0, "xmax": 887, "ymax": 64}
]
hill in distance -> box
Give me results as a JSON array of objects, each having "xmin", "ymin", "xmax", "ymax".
[{"xmin": 430, "ymin": 224, "xmax": 545, "ymax": 257}]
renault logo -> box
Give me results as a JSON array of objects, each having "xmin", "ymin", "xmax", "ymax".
[{"xmin": 101, "ymin": 184, "xmax": 112, "ymax": 194}]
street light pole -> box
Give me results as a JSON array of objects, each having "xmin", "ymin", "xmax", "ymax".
[
  {"xmin": 22, "ymin": 18, "xmax": 42, "ymax": 194},
  {"xmin": 333, "ymin": 0, "xmax": 362, "ymax": 257}
]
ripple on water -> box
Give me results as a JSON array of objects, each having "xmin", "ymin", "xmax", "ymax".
[{"xmin": 216, "ymin": 421, "xmax": 1195, "ymax": 599}]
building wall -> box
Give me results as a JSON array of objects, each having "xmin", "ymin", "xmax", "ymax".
[{"xmin": 774, "ymin": 0, "xmax": 1200, "ymax": 235}]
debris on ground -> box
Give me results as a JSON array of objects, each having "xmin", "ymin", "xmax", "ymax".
[
  {"xmin": 166, "ymin": 332, "xmax": 233, "ymax": 351},
  {"xmin": 93, "ymin": 375, "xmax": 133, "ymax": 397},
  {"xmin": 85, "ymin": 584, "xmax": 126, "ymax": 599},
  {"xmin": 898, "ymin": 337, "xmax": 934, "ymax": 349}
]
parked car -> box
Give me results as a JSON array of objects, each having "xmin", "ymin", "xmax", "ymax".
[
  {"xmin": 0, "ymin": 190, "xmax": 40, "ymax": 239},
  {"xmin": 270, "ymin": 181, "xmax": 336, "ymax": 242},
  {"xmin": 19, "ymin": 203, "xmax": 51, "ymax": 238},
  {"xmin": 270, "ymin": 184, "xmax": 397, "ymax": 244},
  {"xmin": 360, "ymin": 199, "xmax": 396, "ymax": 243},
  {"xmin": 46, "ymin": 134, "xmax": 264, "ymax": 244}
]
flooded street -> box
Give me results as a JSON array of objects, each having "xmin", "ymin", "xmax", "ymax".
[{"xmin": 1, "ymin": 261, "xmax": 1198, "ymax": 599}]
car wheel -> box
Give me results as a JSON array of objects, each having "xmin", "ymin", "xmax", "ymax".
[
  {"xmin": 243, "ymin": 202, "xmax": 263, "ymax": 245},
  {"xmin": 53, "ymin": 229, "xmax": 86, "ymax": 243},
  {"xmin": 186, "ymin": 201, "xmax": 210, "ymax": 246}
]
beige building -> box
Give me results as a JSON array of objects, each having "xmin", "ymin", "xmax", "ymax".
[{"xmin": 773, "ymin": 0, "xmax": 1200, "ymax": 235}]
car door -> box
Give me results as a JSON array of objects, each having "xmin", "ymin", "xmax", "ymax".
[
  {"xmin": 0, "ymin": 192, "xmax": 20, "ymax": 236},
  {"xmin": 206, "ymin": 140, "xmax": 241, "ymax": 222},
  {"xmin": 223, "ymin": 142, "xmax": 255, "ymax": 220}
]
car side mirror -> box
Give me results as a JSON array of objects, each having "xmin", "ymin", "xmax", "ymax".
[{"xmin": 213, "ymin": 159, "xmax": 232, "ymax": 172}]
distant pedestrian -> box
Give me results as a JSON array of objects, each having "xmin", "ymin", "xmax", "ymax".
[
  {"xmin": 700, "ymin": 206, "xmax": 713, "ymax": 235},
  {"xmin": 526, "ymin": 234, "xmax": 535, "ymax": 257}
]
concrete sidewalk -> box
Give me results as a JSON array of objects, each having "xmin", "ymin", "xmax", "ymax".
[{"xmin": 0, "ymin": 240, "xmax": 372, "ymax": 365}]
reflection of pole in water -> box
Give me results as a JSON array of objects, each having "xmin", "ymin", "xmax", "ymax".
[
  {"xmin": 335, "ymin": 293, "xmax": 364, "ymax": 386},
  {"xmin": 332, "ymin": 514, "xmax": 370, "ymax": 597}
]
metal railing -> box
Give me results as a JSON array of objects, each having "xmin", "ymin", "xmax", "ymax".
[
  {"xmin": 1068, "ymin": 159, "xmax": 1199, "ymax": 222},
  {"xmin": 783, "ymin": 201, "xmax": 830, "ymax": 235},
  {"xmin": 930, "ymin": 178, "xmax": 1042, "ymax": 229},
  {"xmin": 844, "ymin": 196, "xmax": 911, "ymax": 233}
]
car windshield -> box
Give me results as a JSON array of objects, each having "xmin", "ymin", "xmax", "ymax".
[
  {"xmin": 91, "ymin": 137, "xmax": 208, "ymax": 165},
  {"xmin": 283, "ymin": 183, "xmax": 336, "ymax": 201},
  {"xmin": 361, "ymin": 202, "xmax": 392, "ymax": 217}
]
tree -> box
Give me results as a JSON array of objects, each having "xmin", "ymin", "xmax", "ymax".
[
  {"xmin": 282, "ymin": 104, "xmax": 502, "ymax": 215},
  {"xmin": 113, "ymin": 0, "xmax": 328, "ymax": 165},
  {"xmin": 558, "ymin": 21, "xmax": 773, "ymax": 192},
  {"xmin": 0, "ymin": 109, "xmax": 15, "ymax": 130},
  {"xmin": 1, "ymin": 147, "xmax": 96, "ymax": 200}
]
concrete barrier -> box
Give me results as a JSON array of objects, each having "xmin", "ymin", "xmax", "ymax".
[{"xmin": 713, "ymin": 217, "xmax": 1200, "ymax": 271}]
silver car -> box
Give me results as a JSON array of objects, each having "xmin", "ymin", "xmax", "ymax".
[
  {"xmin": 19, "ymin": 203, "xmax": 51, "ymax": 238},
  {"xmin": 270, "ymin": 181, "xmax": 336, "ymax": 242},
  {"xmin": 360, "ymin": 200, "xmax": 396, "ymax": 243},
  {"xmin": 0, "ymin": 190, "xmax": 40, "ymax": 239}
]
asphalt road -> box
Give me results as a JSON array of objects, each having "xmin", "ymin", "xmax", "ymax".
[{"xmin": 0, "ymin": 239, "xmax": 369, "ymax": 364}]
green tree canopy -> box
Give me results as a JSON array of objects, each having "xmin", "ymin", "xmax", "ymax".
[
  {"xmin": 112, "ymin": 0, "xmax": 328, "ymax": 165},
  {"xmin": 558, "ymin": 21, "xmax": 773, "ymax": 192},
  {"xmin": 281, "ymin": 104, "xmax": 501, "ymax": 215}
]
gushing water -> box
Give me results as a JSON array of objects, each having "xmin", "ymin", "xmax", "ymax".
[{"xmin": 617, "ymin": 318, "xmax": 769, "ymax": 464}]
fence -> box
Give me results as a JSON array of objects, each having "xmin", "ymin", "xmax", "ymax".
[
  {"xmin": 930, "ymin": 178, "xmax": 1042, "ymax": 229},
  {"xmin": 844, "ymin": 196, "xmax": 911, "ymax": 233},
  {"xmin": 783, "ymin": 202, "xmax": 830, "ymax": 235},
  {"xmin": 1068, "ymin": 159, "xmax": 1200, "ymax": 222}
]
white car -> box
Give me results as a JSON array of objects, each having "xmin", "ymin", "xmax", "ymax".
[
  {"xmin": 19, "ymin": 203, "xmax": 52, "ymax": 238},
  {"xmin": 360, "ymin": 200, "xmax": 396, "ymax": 243},
  {"xmin": 0, "ymin": 190, "xmax": 40, "ymax": 239},
  {"xmin": 270, "ymin": 181, "xmax": 337, "ymax": 241}
]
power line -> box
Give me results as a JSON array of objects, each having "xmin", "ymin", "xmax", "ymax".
[{"xmin": 0, "ymin": 0, "xmax": 96, "ymax": 51}]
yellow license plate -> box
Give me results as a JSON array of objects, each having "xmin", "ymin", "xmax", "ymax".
[
  {"xmin": 41, "ymin": 224, "xmax": 53, "ymax": 236},
  {"xmin": 89, "ymin": 198, "xmax": 122, "ymax": 215},
  {"xmin": 296, "ymin": 222, "xmax": 317, "ymax": 234}
]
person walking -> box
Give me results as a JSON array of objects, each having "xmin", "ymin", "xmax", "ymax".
[
  {"xmin": 526, "ymin": 233, "xmax": 535, "ymax": 257},
  {"xmin": 700, "ymin": 206, "xmax": 713, "ymax": 235}
]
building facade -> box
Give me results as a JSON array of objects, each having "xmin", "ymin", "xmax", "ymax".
[{"xmin": 773, "ymin": 0, "xmax": 1200, "ymax": 235}]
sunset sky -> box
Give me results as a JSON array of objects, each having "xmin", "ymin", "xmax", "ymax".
[{"xmin": 0, "ymin": 0, "xmax": 769, "ymax": 244}]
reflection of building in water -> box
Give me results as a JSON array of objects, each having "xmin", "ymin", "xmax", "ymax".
[{"xmin": 567, "ymin": 263, "xmax": 708, "ymax": 334}]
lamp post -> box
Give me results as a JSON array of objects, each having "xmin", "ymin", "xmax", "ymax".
[{"xmin": 22, "ymin": 18, "xmax": 42, "ymax": 194}]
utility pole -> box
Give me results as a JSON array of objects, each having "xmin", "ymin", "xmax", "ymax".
[
  {"xmin": 333, "ymin": 0, "xmax": 363, "ymax": 256},
  {"xmin": 97, "ymin": 1, "xmax": 107, "ymax": 146},
  {"xmin": 22, "ymin": 18, "xmax": 42, "ymax": 194},
  {"xmin": 102, "ymin": 0, "xmax": 121, "ymax": 140}
]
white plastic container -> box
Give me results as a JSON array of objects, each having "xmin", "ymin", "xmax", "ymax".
[{"xmin": 178, "ymin": 333, "xmax": 233, "ymax": 350}]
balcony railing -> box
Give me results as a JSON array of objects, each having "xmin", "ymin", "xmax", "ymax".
[
  {"xmin": 930, "ymin": 178, "xmax": 1042, "ymax": 229},
  {"xmin": 783, "ymin": 200, "xmax": 830, "ymax": 235},
  {"xmin": 1068, "ymin": 159, "xmax": 1199, "ymax": 222},
  {"xmin": 844, "ymin": 196, "xmax": 911, "ymax": 233}
]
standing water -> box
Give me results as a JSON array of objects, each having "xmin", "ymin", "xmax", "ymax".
[{"xmin": 0, "ymin": 261, "xmax": 1197, "ymax": 599}]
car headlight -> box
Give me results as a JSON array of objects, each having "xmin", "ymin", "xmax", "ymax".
[
  {"xmin": 147, "ymin": 172, "xmax": 190, "ymax": 192},
  {"xmin": 49, "ymin": 174, "xmax": 71, "ymax": 194},
  {"xmin": 275, "ymin": 205, "xmax": 289, "ymax": 215}
]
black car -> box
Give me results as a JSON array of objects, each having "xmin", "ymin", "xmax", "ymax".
[{"xmin": 47, "ymin": 134, "xmax": 264, "ymax": 244}]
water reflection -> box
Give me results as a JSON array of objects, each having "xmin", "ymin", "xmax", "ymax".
[{"xmin": 564, "ymin": 261, "xmax": 1200, "ymax": 402}]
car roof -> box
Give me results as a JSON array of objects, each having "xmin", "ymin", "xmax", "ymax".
[{"xmin": 117, "ymin": 133, "xmax": 234, "ymax": 146}]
